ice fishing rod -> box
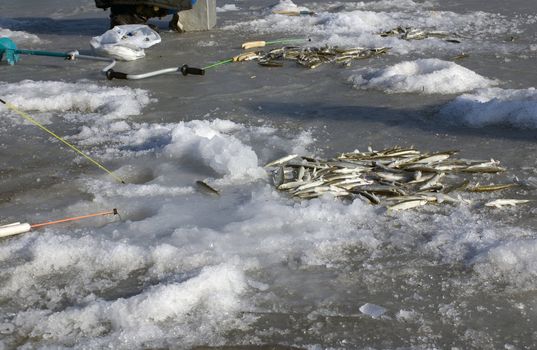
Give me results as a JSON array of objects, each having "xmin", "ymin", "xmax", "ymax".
[
  {"xmin": 0, "ymin": 98, "xmax": 126, "ymax": 184},
  {"xmin": 105, "ymin": 37, "xmax": 311, "ymax": 80},
  {"xmin": 241, "ymin": 38, "xmax": 310, "ymax": 49},
  {"xmin": 272, "ymin": 10, "xmax": 316, "ymax": 16},
  {"xmin": 104, "ymin": 55, "xmax": 247, "ymax": 80},
  {"xmin": 0, "ymin": 38, "xmax": 116, "ymax": 74},
  {"xmin": 105, "ymin": 63, "xmax": 204, "ymax": 80},
  {"xmin": 0, "ymin": 209, "xmax": 119, "ymax": 238}
]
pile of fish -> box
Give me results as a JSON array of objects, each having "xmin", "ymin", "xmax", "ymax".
[
  {"xmin": 235, "ymin": 46, "xmax": 390, "ymax": 69},
  {"xmin": 379, "ymin": 26, "xmax": 463, "ymax": 43},
  {"xmin": 265, "ymin": 146, "xmax": 530, "ymax": 210}
]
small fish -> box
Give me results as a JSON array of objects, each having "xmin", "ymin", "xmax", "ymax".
[
  {"xmin": 414, "ymin": 153, "xmax": 453, "ymax": 164},
  {"xmin": 232, "ymin": 52, "xmax": 261, "ymax": 62},
  {"xmin": 419, "ymin": 173, "xmax": 444, "ymax": 191},
  {"xmin": 484, "ymin": 199, "xmax": 532, "ymax": 208},
  {"xmin": 356, "ymin": 191, "xmax": 380, "ymax": 205},
  {"xmin": 258, "ymin": 60, "xmax": 284, "ymax": 67},
  {"xmin": 463, "ymin": 160, "xmax": 506, "ymax": 173},
  {"xmin": 196, "ymin": 181, "xmax": 220, "ymax": 196},
  {"xmin": 466, "ymin": 183, "xmax": 517, "ymax": 192},
  {"xmin": 265, "ymin": 154, "xmax": 298, "ymax": 168},
  {"xmin": 388, "ymin": 199, "xmax": 428, "ymax": 211},
  {"xmin": 462, "ymin": 165, "xmax": 506, "ymax": 173},
  {"xmin": 293, "ymin": 179, "xmax": 326, "ymax": 192},
  {"xmin": 278, "ymin": 180, "xmax": 307, "ymax": 190},
  {"xmin": 451, "ymin": 52, "xmax": 469, "ymax": 60}
]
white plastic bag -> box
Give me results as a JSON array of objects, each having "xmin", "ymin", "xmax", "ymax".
[{"xmin": 90, "ymin": 24, "xmax": 161, "ymax": 61}]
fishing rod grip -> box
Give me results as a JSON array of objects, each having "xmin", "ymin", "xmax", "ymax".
[
  {"xmin": 242, "ymin": 41, "xmax": 266, "ymax": 49},
  {"xmin": 181, "ymin": 65, "xmax": 205, "ymax": 76},
  {"xmin": 105, "ymin": 69, "xmax": 128, "ymax": 80}
]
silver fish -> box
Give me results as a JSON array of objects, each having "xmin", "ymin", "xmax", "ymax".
[{"xmin": 196, "ymin": 181, "xmax": 220, "ymax": 196}]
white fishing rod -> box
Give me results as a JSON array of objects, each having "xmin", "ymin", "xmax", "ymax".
[
  {"xmin": 0, "ymin": 209, "xmax": 119, "ymax": 239},
  {"xmin": 105, "ymin": 64, "xmax": 204, "ymax": 80},
  {"xmin": 105, "ymin": 37, "xmax": 311, "ymax": 80},
  {"xmin": 70, "ymin": 51, "xmax": 116, "ymax": 73}
]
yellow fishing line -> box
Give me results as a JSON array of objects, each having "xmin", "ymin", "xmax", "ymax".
[{"xmin": 0, "ymin": 98, "xmax": 125, "ymax": 184}]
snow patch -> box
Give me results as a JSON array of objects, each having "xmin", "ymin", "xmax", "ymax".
[
  {"xmin": 216, "ymin": 4, "xmax": 239, "ymax": 13},
  {"xmin": 474, "ymin": 239, "xmax": 537, "ymax": 290},
  {"xmin": 0, "ymin": 80, "xmax": 151, "ymax": 120},
  {"xmin": 12, "ymin": 264, "xmax": 249, "ymax": 348}
]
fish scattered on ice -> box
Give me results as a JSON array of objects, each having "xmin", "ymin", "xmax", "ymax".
[{"xmin": 265, "ymin": 146, "xmax": 527, "ymax": 210}]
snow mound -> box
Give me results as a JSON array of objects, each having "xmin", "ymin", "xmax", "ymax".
[
  {"xmin": 439, "ymin": 87, "xmax": 537, "ymax": 128},
  {"xmin": 164, "ymin": 119, "xmax": 266, "ymax": 182},
  {"xmin": 349, "ymin": 59, "xmax": 497, "ymax": 94},
  {"xmin": 0, "ymin": 28, "xmax": 40, "ymax": 44}
]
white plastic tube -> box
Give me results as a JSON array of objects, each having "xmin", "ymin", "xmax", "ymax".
[{"xmin": 0, "ymin": 222, "xmax": 31, "ymax": 238}]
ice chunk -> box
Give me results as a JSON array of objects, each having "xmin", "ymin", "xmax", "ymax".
[{"xmin": 359, "ymin": 303, "xmax": 387, "ymax": 318}]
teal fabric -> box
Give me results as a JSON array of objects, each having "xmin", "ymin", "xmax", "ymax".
[{"xmin": 0, "ymin": 37, "xmax": 20, "ymax": 65}]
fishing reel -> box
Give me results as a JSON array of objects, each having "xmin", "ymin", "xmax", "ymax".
[{"xmin": 0, "ymin": 37, "xmax": 20, "ymax": 65}]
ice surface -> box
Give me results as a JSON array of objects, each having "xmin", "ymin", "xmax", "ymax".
[
  {"xmin": 2, "ymin": 0, "xmax": 537, "ymax": 348},
  {"xmin": 349, "ymin": 59, "xmax": 497, "ymax": 94}
]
